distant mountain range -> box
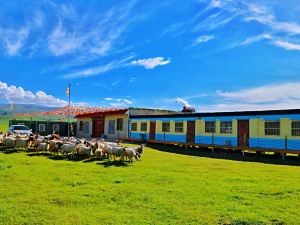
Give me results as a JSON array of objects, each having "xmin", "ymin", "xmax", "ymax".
[{"xmin": 0, "ymin": 104, "xmax": 57, "ymax": 115}]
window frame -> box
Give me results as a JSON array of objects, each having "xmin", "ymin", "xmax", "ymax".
[
  {"xmin": 79, "ymin": 121, "xmax": 83, "ymax": 131},
  {"xmin": 53, "ymin": 124, "xmax": 60, "ymax": 132},
  {"xmin": 108, "ymin": 120, "xmax": 115, "ymax": 134},
  {"xmin": 175, "ymin": 122, "xmax": 184, "ymax": 133},
  {"xmin": 39, "ymin": 124, "xmax": 45, "ymax": 132},
  {"xmin": 141, "ymin": 122, "xmax": 147, "ymax": 132},
  {"xmin": 264, "ymin": 121, "xmax": 280, "ymax": 136},
  {"xmin": 83, "ymin": 121, "xmax": 89, "ymax": 134},
  {"xmin": 220, "ymin": 121, "xmax": 232, "ymax": 134},
  {"xmin": 116, "ymin": 118, "xmax": 123, "ymax": 131},
  {"xmin": 131, "ymin": 122, "xmax": 137, "ymax": 131},
  {"xmin": 291, "ymin": 121, "xmax": 300, "ymax": 136},
  {"xmin": 205, "ymin": 121, "xmax": 216, "ymax": 133},
  {"xmin": 162, "ymin": 122, "xmax": 170, "ymax": 132}
]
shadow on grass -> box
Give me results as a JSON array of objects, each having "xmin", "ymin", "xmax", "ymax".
[
  {"xmin": 0, "ymin": 148, "xmax": 20, "ymax": 154},
  {"xmin": 27, "ymin": 151, "xmax": 91, "ymax": 162},
  {"xmin": 97, "ymin": 160, "xmax": 130, "ymax": 168},
  {"xmin": 148, "ymin": 144, "xmax": 300, "ymax": 166}
]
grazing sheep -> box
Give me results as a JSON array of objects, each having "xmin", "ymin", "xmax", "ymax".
[
  {"xmin": 38, "ymin": 142, "xmax": 48, "ymax": 153},
  {"xmin": 123, "ymin": 144, "xmax": 145, "ymax": 160},
  {"xmin": 122, "ymin": 147, "xmax": 139, "ymax": 162},
  {"xmin": 15, "ymin": 137, "xmax": 33, "ymax": 150},
  {"xmin": 76, "ymin": 144, "xmax": 96, "ymax": 156},
  {"xmin": 4, "ymin": 136, "xmax": 17, "ymax": 148},
  {"xmin": 47, "ymin": 140, "xmax": 63, "ymax": 155},
  {"xmin": 103, "ymin": 144, "xmax": 125, "ymax": 161},
  {"xmin": 95, "ymin": 148, "xmax": 105, "ymax": 159},
  {"xmin": 60, "ymin": 143, "xmax": 77, "ymax": 158},
  {"xmin": 0, "ymin": 133, "xmax": 5, "ymax": 148}
]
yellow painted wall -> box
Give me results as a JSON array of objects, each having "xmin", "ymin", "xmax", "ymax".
[
  {"xmin": 250, "ymin": 118, "xmax": 300, "ymax": 140},
  {"xmin": 155, "ymin": 120, "xmax": 187, "ymax": 135},
  {"xmin": 196, "ymin": 119, "xmax": 237, "ymax": 137},
  {"xmin": 130, "ymin": 120, "xmax": 150, "ymax": 133},
  {"xmin": 130, "ymin": 118, "xmax": 300, "ymax": 141}
]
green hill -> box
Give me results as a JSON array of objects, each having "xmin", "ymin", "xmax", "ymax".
[{"xmin": 0, "ymin": 104, "xmax": 57, "ymax": 115}]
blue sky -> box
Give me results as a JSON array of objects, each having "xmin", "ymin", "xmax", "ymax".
[{"xmin": 1, "ymin": 0, "xmax": 300, "ymax": 111}]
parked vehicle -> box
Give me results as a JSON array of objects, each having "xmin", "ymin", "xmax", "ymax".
[{"xmin": 7, "ymin": 125, "xmax": 33, "ymax": 136}]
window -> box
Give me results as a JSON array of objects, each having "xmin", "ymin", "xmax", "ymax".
[
  {"xmin": 117, "ymin": 118, "xmax": 123, "ymax": 131},
  {"xmin": 39, "ymin": 124, "xmax": 45, "ymax": 132},
  {"xmin": 220, "ymin": 121, "xmax": 232, "ymax": 133},
  {"xmin": 205, "ymin": 121, "xmax": 215, "ymax": 133},
  {"xmin": 79, "ymin": 121, "xmax": 83, "ymax": 131},
  {"xmin": 162, "ymin": 122, "xmax": 170, "ymax": 132},
  {"xmin": 83, "ymin": 121, "xmax": 89, "ymax": 133},
  {"xmin": 141, "ymin": 122, "xmax": 147, "ymax": 131},
  {"xmin": 53, "ymin": 124, "xmax": 60, "ymax": 132},
  {"xmin": 131, "ymin": 123, "xmax": 137, "ymax": 131},
  {"xmin": 108, "ymin": 120, "xmax": 115, "ymax": 134},
  {"xmin": 265, "ymin": 121, "xmax": 280, "ymax": 135},
  {"xmin": 292, "ymin": 121, "xmax": 300, "ymax": 136},
  {"xmin": 175, "ymin": 122, "xmax": 183, "ymax": 132}
]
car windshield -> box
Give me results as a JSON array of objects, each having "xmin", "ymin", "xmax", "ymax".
[{"xmin": 13, "ymin": 126, "xmax": 30, "ymax": 131}]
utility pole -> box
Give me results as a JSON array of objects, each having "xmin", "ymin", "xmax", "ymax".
[{"xmin": 67, "ymin": 83, "xmax": 71, "ymax": 137}]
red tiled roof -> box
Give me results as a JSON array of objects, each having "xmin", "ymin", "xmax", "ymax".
[{"xmin": 75, "ymin": 108, "xmax": 128, "ymax": 118}]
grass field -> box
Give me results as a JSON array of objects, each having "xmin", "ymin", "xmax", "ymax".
[
  {"xmin": 0, "ymin": 115, "xmax": 10, "ymax": 132},
  {"xmin": 0, "ymin": 145, "xmax": 299, "ymax": 225}
]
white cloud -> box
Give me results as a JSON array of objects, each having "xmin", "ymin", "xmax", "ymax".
[
  {"xmin": 194, "ymin": 82, "xmax": 300, "ymax": 112},
  {"xmin": 0, "ymin": 27, "xmax": 29, "ymax": 56},
  {"xmin": 218, "ymin": 82, "xmax": 300, "ymax": 104},
  {"xmin": 48, "ymin": 21, "xmax": 84, "ymax": 56},
  {"xmin": 175, "ymin": 98, "xmax": 191, "ymax": 107},
  {"xmin": 131, "ymin": 57, "xmax": 170, "ymax": 69},
  {"xmin": 0, "ymin": 81, "xmax": 67, "ymax": 107},
  {"xmin": 104, "ymin": 97, "xmax": 132, "ymax": 108},
  {"xmin": 273, "ymin": 40, "xmax": 300, "ymax": 51},
  {"xmin": 63, "ymin": 56, "xmax": 133, "ymax": 79},
  {"xmin": 239, "ymin": 33, "xmax": 272, "ymax": 46},
  {"xmin": 129, "ymin": 77, "xmax": 136, "ymax": 82},
  {"xmin": 194, "ymin": 35, "xmax": 215, "ymax": 44},
  {"xmin": 63, "ymin": 62, "xmax": 116, "ymax": 78},
  {"xmin": 210, "ymin": 0, "xmax": 221, "ymax": 8}
]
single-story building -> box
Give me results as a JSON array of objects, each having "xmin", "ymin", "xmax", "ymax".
[
  {"xmin": 9, "ymin": 119, "xmax": 77, "ymax": 136},
  {"xmin": 75, "ymin": 107, "xmax": 177, "ymax": 140}
]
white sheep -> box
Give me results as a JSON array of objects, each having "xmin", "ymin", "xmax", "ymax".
[
  {"xmin": 104, "ymin": 145, "xmax": 125, "ymax": 161},
  {"xmin": 4, "ymin": 136, "xmax": 17, "ymax": 148},
  {"xmin": 15, "ymin": 137, "xmax": 32, "ymax": 150},
  {"xmin": 95, "ymin": 148, "xmax": 105, "ymax": 159},
  {"xmin": 38, "ymin": 142, "xmax": 48, "ymax": 153},
  {"xmin": 76, "ymin": 144, "xmax": 93, "ymax": 156},
  {"xmin": 60, "ymin": 143, "xmax": 77, "ymax": 158},
  {"xmin": 122, "ymin": 147, "xmax": 138, "ymax": 162}
]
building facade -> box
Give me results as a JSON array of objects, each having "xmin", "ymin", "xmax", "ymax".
[{"xmin": 75, "ymin": 107, "xmax": 177, "ymax": 140}]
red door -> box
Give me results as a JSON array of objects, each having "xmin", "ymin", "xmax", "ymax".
[
  {"xmin": 186, "ymin": 121, "xmax": 195, "ymax": 143},
  {"xmin": 149, "ymin": 121, "xmax": 156, "ymax": 140},
  {"xmin": 238, "ymin": 120, "xmax": 249, "ymax": 147},
  {"xmin": 93, "ymin": 118, "xmax": 105, "ymax": 137}
]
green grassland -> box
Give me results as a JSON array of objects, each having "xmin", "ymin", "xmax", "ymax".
[
  {"xmin": 0, "ymin": 145, "xmax": 299, "ymax": 225},
  {"xmin": 0, "ymin": 115, "xmax": 11, "ymax": 132}
]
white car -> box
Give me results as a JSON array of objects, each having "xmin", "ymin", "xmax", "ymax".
[{"xmin": 7, "ymin": 125, "xmax": 33, "ymax": 136}]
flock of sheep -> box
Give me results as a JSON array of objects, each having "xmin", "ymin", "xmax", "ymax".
[{"xmin": 0, "ymin": 132, "xmax": 144, "ymax": 162}]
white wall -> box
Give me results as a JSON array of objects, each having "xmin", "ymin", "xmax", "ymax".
[
  {"xmin": 77, "ymin": 118, "xmax": 93, "ymax": 138},
  {"xmin": 104, "ymin": 114, "xmax": 128, "ymax": 140}
]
